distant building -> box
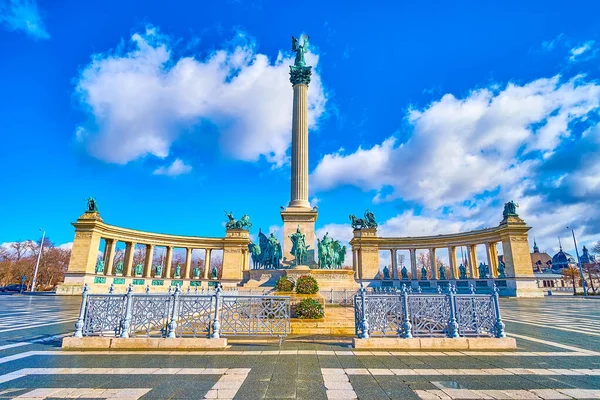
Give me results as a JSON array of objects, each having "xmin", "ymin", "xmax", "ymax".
[
  {"xmin": 580, "ymin": 246, "xmax": 597, "ymax": 266},
  {"xmin": 530, "ymin": 240, "xmax": 552, "ymax": 272},
  {"xmin": 550, "ymin": 242, "xmax": 577, "ymax": 271}
]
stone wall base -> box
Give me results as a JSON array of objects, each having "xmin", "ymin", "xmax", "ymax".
[
  {"xmin": 353, "ymin": 337, "xmax": 516, "ymax": 350},
  {"xmin": 62, "ymin": 337, "xmax": 228, "ymax": 350}
]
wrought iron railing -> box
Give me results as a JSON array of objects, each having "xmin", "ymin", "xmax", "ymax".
[
  {"xmin": 73, "ymin": 284, "xmax": 290, "ymax": 339},
  {"xmin": 354, "ymin": 284, "xmax": 506, "ymax": 339}
]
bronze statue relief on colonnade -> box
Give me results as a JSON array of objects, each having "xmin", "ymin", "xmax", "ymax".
[
  {"xmin": 224, "ymin": 211, "xmax": 252, "ymax": 230},
  {"xmin": 349, "ymin": 209, "xmax": 378, "ymax": 230}
]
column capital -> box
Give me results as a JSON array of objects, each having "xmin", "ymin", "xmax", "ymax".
[{"xmin": 290, "ymin": 65, "xmax": 312, "ymax": 86}]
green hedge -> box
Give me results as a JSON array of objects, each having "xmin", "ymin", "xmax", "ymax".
[
  {"xmin": 295, "ymin": 298, "xmax": 324, "ymax": 319},
  {"xmin": 275, "ymin": 276, "xmax": 294, "ymax": 292},
  {"xmin": 295, "ymin": 275, "xmax": 319, "ymax": 294}
]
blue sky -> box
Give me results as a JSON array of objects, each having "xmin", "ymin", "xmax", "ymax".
[{"xmin": 1, "ymin": 0, "xmax": 600, "ymax": 261}]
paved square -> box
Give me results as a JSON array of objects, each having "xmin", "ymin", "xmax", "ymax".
[{"xmin": 0, "ymin": 295, "xmax": 599, "ymax": 399}]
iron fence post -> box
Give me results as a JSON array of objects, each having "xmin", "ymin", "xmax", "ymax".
[
  {"xmin": 492, "ymin": 284, "xmax": 506, "ymax": 338},
  {"xmin": 359, "ymin": 283, "xmax": 369, "ymax": 339},
  {"xmin": 447, "ymin": 284, "xmax": 459, "ymax": 338},
  {"xmin": 120, "ymin": 284, "xmax": 134, "ymax": 338},
  {"xmin": 74, "ymin": 284, "xmax": 89, "ymax": 338},
  {"xmin": 211, "ymin": 284, "xmax": 222, "ymax": 339},
  {"xmin": 400, "ymin": 285, "xmax": 412, "ymax": 339},
  {"xmin": 167, "ymin": 285, "xmax": 181, "ymax": 338}
]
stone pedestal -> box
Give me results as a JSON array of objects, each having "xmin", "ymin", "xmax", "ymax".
[
  {"xmin": 280, "ymin": 208, "xmax": 318, "ymax": 267},
  {"xmin": 351, "ymin": 229, "xmax": 380, "ymax": 280}
]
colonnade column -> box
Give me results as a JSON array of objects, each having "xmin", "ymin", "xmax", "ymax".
[
  {"xmin": 390, "ymin": 249, "xmax": 397, "ymax": 279},
  {"xmin": 352, "ymin": 249, "xmax": 358, "ymax": 279},
  {"xmin": 448, "ymin": 246, "xmax": 457, "ymax": 280},
  {"xmin": 143, "ymin": 244, "xmax": 154, "ymax": 278},
  {"xmin": 165, "ymin": 246, "xmax": 173, "ymax": 278},
  {"xmin": 184, "ymin": 248, "xmax": 192, "ymax": 279},
  {"xmin": 409, "ymin": 249, "xmax": 417, "ymax": 280},
  {"xmin": 489, "ymin": 243, "xmax": 499, "ymax": 277},
  {"xmin": 469, "ymin": 244, "xmax": 479, "ymax": 278},
  {"xmin": 124, "ymin": 242, "xmax": 135, "ymax": 277},
  {"xmin": 104, "ymin": 239, "xmax": 117, "ymax": 275},
  {"xmin": 485, "ymin": 243, "xmax": 493, "ymax": 278},
  {"xmin": 429, "ymin": 248, "xmax": 437, "ymax": 280},
  {"xmin": 203, "ymin": 249, "xmax": 212, "ymax": 280}
]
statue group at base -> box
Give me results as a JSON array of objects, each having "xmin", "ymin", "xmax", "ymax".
[
  {"xmin": 249, "ymin": 229, "xmax": 282, "ymax": 269},
  {"xmin": 289, "ymin": 226, "xmax": 309, "ymax": 266},
  {"xmin": 317, "ymin": 232, "xmax": 346, "ymax": 269}
]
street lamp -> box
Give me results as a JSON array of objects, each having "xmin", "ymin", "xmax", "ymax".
[
  {"xmin": 566, "ymin": 226, "xmax": 587, "ymax": 296},
  {"xmin": 31, "ymin": 228, "xmax": 45, "ymax": 293}
]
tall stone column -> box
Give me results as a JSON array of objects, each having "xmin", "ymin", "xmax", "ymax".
[
  {"xmin": 352, "ymin": 249, "xmax": 358, "ymax": 279},
  {"xmin": 409, "ymin": 249, "xmax": 417, "ymax": 280},
  {"xmin": 280, "ymin": 48, "xmax": 317, "ymax": 266},
  {"xmin": 289, "ymin": 83, "xmax": 310, "ymax": 209}
]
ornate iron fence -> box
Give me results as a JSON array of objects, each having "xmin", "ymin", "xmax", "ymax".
[
  {"xmin": 73, "ymin": 284, "xmax": 290, "ymax": 339},
  {"xmin": 354, "ymin": 284, "xmax": 505, "ymax": 339}
]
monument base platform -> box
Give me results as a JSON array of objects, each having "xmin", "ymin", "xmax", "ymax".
[
  {"xmin": 62, "ymin": 337, "xmax": 228, "ymax": 350},
  {"xmin": 353, "ymin": 337, "xmax": 516, "ymax": 350},
  {"xmin": 241, "ymin": 266, "xmax": 358, "ymax": 291}
]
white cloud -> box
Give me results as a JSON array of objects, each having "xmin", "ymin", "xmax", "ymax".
[
  {"xmin": 153, "ymin": 158, "xmax": 192, "ymax": 176},
  {"xmin": 569, "ymin": 41, "xmax": 594, "ymax": 62},
  {"xmin": 57, "ymin": 242, "xmax": 73, "ymax": 251},
  {"xmin": 541, "ymin": 34, "xmax": 564, "ymax": 51},
  {"xmin": 312, "ymin": 75, "xmax": 600, "ymax": 209},
  {"xmin": 74, "ymin": 26, "xmax": 327, "ymax": 168},
  {"xmin": 0, "ymin": 0, "xmax": 49, "ymax": 39}
]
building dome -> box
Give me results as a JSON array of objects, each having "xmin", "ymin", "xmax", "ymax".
[{"xmin": 551, "ymin": 248, "xmax": 576, "ymax": 270}]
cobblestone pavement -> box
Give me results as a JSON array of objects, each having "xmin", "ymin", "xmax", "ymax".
[{"xmin": 0, "ymin": 295, "xmax": 598, "ymax": 399}]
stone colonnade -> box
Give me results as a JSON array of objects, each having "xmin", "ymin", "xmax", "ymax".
[
  {"xmin": 373, "ymin": 242, "xmax": 501, "ymax": 281},
  {"xmin": 57, "ymin": 211, "xmax": 250, "ymax": 294},
  {"xmin": 349, "ymin": 214, "xmax": 540, "ymax": 297}
]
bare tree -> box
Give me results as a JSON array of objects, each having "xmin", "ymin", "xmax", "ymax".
[{"xmin": 561, "ymin": 266, "xmax": 580, "ymax": 295}]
